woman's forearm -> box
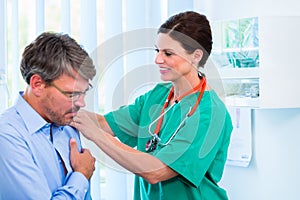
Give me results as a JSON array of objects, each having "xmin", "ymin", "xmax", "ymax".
[{"xmin": 93, "ymin": 128, "xmax": 178, "ymax": 184}]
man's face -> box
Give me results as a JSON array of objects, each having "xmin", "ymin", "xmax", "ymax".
[{"xmin": 40, "ymin": 73, "xmax": 91, "ymax": 125}]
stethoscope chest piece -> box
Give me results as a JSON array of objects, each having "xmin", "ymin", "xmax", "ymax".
[{"xmin": 145, "ymin": 137, "xmax": 158, "ymax": 152}]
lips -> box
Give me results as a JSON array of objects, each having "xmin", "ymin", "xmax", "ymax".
[{"xmin": 159, "ymin": 67, "xmax": 171, "ymax": 74}]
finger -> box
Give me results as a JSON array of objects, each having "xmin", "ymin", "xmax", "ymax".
[
  {"xmin": 70, "ymin": 120, "xmax": 80, "ymax": 128},
  {"xmin": 69, "ymin": 121, "xmax": 76, "ymax": 127},
  {"xmin": 81, "ymin": 148, "xmax": 90, "ymax": 154},
  {"xmin": 69, "ymin": 138, "xmax": 79, "ymax": 155},
  {"xmin": 72, "ymin": 116, "xmax": 79, "ymax": 123},
  {"xmin": 76, "ymin": 110, "xmax": 85, "ymax": 118}
]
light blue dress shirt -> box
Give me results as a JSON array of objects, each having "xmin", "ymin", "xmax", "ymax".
[{"xmin": 0, "ymin": 92, "xmax": 92, "ymax": 199}]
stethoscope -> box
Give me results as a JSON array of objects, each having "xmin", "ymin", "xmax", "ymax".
[{"xmin": 145, "ymin": 74, "xmax": 207, "ymax": 152}]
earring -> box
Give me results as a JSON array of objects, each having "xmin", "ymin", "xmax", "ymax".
[{"xmin": 198, "ymin": 71, "xmax": 203, "ymax": 78}]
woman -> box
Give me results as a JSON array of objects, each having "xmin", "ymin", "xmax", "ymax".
[{"xmin": 72, "ymin": 11, "xmax": 233, "ymax": 200}]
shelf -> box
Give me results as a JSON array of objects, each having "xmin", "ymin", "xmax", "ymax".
[
  {"xmin": 218, "ymin": 67, "xmax": 259, "ymax": 79},
  {"xmin": 213, "ymin": 47, "xmax": 259, "ymax": 53},
  {"xmin": 225, "ymin": 96, "xmax": 260, "ymax": 107}
]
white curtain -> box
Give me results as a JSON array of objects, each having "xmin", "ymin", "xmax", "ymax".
[{"xmin": 0, "ymin": 0, "xmax": 8, "ymax": 113}]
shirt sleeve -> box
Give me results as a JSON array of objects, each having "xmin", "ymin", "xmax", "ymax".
[{"xmin": 54, "ymin": 172, "xmax": 90, "ymax": 199}]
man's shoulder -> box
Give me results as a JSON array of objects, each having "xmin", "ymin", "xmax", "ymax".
[
  {"xmin": 0, "ymin": 106, "xmax": 20, "ymax": 127},
  {"xmin": 0, "ymin": 105, "xmax": 30, "ymax": 137}
]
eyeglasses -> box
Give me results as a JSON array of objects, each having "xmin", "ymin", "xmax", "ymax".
[{"xmin": 49, "ymin": 82, "xmax": 93, "ymax": 101}]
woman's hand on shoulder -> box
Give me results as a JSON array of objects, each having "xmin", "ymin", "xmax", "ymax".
[{"xmin": 71, "ymin": 109, "xmax": 102, "ymax": 141}]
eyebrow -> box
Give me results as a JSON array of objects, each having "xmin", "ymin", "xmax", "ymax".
[
  {"xmin": 74, "ymin": 85, "xmax": 91, "ymax": 93},
  {"xmin": 59, "ymin": 84, "xmax": 91, "ymax": 93},
  {"xmin": 154, "ymin": 45, "xmax": 174, "ymax": 52}
]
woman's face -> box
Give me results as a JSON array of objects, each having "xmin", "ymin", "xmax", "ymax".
[{"xmin": 155, "ymin": 33, "xmax": 196, "ymax": 83}]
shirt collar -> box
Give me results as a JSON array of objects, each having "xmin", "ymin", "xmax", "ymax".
[{"xmin": 15, "ymin": 91, "xmax": 49, "ymax": 134}]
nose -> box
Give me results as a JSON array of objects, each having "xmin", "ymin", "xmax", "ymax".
[
  {"xmin": 155, "ymin": 52, "xmax": 164, "ymax": 64},
  {"xmin": 73, "ymin": 94, "xmax": 86, "ymax": 108}
]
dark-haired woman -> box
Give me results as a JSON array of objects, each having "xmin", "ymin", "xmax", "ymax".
[{"xmin": 72, "ymin": 11, "xmax": 233, "ymax": 200}]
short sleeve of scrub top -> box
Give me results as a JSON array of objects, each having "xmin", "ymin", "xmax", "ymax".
[{"xmin": 104, "ymin": 83, "xmax": 171, "ymax": 148}]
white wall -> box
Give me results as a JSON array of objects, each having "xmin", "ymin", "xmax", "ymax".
[
  {"xmin": 206, "ymin": 0, "xmax": 300, "ymax": 20},
  {"xmin": 198, "ymin": 0, "xmax": 300, "ymax": 199},
  {"xmin": 221, "ymin": 108, "xmax": 300, "ymax": 199}
]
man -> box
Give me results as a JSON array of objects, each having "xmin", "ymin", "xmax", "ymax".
[{"xmin": 0, "ymin": 32, "xmax": 96, "ymax": 199}]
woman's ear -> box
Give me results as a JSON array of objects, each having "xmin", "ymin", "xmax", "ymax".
[
  {"xmin": 192, "ymin": 49, "xmax": 203, "ymax": 65},
  {"xmin": 29, "ymin": 74, "xmax": 46, "ymax": 97}
]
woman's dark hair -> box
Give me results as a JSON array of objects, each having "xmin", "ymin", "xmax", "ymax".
[
  {"xmin": 20, "ymin": 32, "xmax": 96, "ymax": 84},
  {"xmin": 158, "ymin": 11, "xmax": 213, "ymax": 67}
]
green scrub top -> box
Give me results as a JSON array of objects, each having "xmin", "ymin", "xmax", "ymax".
[{"xmin": 105, "ymin": 82, "xmax": 233, "ymax": 200}]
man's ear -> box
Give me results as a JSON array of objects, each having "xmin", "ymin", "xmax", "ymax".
[
  {"xmin": 192, "ymin": 49, "xmax": 203, "ymax": 65},
  {"xmin": 29, "ymin": 74, "xmax": 46, "ymax": 96}
]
